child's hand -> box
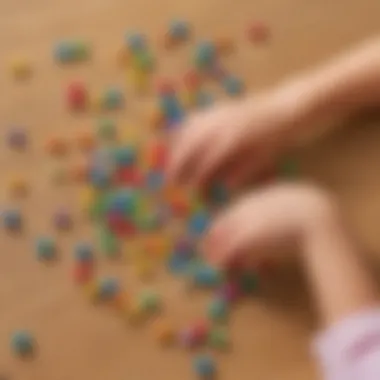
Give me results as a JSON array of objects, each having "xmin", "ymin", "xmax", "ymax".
[
  {"xmin": 203, "ymin": 183, "xmax": 338, "ymax": 266},
  {"xmin": 168, "ymin": 86, "xmax": 311, "ymax": 189}
]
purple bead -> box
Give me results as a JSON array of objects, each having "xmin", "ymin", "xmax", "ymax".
[
  {"xmin": 217, "ymin": 281, "xmax": 241, "ymax": 303},
  {"xmin": 7, "ymin": 127, "xmax": 27, "ymax": 149},
  {"xmin": 53, "ymin": 209, "xmax": 73, "ymax": 230},
  {"xmin": 178, "ymin": 327, "xmax": 197, "ymax": 348}
]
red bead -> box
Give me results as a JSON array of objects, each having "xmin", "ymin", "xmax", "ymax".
[
  {"xmin": 147, "ymin": 140, "xmax": 168, "ymax": 170},
  {"xmin": 73, "ymin": 262, "xmax": 94, "ymax": 284},
  {"xmin": 156, "ymin": 79, "xmax": 175, "ymax": 96},
  {"xmin": 192, "ymin": 320, "xmax": 209, "ymax": 343},
  {"xmin": 183, "ymin": 70, "xmax": 201, "ymax": 89},
  {"xmin": 115, "ymin": 167, "xmax": 142, "ymax": 187},
  {"xmin": 67, "ymin": 81, "xmax": 87, "ymax": 111},
  {"xmin": 107, "ymin": 212, "xmax": 136, "ymax": 237},
  {"xmin": 247, "ymin": 22, "xmax": 270, "ymax": 43}
]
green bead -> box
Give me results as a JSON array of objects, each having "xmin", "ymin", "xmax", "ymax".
[
  {"xmin": 207, "ymin": 297, "xmax": 228, "ymax": 322},
  {"xmin": 134, "ymin": 51, "xmax": 154, "ymax": 72},
  {"xmin": 98, "ymin": 227, "xmax": 119, "ymax": 258},
  {"xmin": 208, "ymin": 328, "xmax": 229, "ymax": 350},
  {"xmin": 278, "ymin": 156, "xmax": 300, "ymax": 179},
  {"xmin": 89, "ymin": 194, "xmax": 108, "ymax": 220},
  {"xmin": 138, "ymin": 290, "xmax": 161, "ymax": 314},
  {"xmin": 239, "ymin": 272, "xmax": 259, "ymax": 294},
  {"xmin": 97, "ymin": 119, "xmax": 117, "ymax": 140},
  {"xmin": 73, "ymin": 40, "xmax": 91, "ymax": 61}
]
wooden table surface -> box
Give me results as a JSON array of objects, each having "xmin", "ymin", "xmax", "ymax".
[{"xmin": 1, "ymin": 1, "xmax": 380, "ymax": 380}]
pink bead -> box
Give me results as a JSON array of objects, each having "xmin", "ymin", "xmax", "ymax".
[{"xmin": 218, "ymin": 281, "xmax": 241, "ymax": 303}]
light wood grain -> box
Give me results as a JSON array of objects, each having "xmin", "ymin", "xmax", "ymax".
[{"xmin": 1, "ymin": 1, "xmax": 380, "ymax": 379}]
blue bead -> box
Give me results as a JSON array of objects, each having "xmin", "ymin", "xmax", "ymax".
[
  {"xmin": 89, "ymin": 166, "xmax": 111, "ymax": 189},
  {"xmin": 125, "ymin": 32, "xmax": 146, "ymax": 51},
  {"xmin": 223, "ymin": 76, "xmax": 244, "ymax": 96},
  {"xmin": 11, "ymin": 330, "xmax": 34, "ymax": 356},
  {"xmin": 194, "ymin": 41, "xmax": 216, "ymax": 68},
  {"xmin": 98, "ymin": 277, "xmax": 120, "ymax": 299},
  {"xmin": 35, "ymin": 237, "xmax": 56, "ymax": 261},
  {"xmin": 159, "ymin": 96, "xmax": 183, "ymax": 121},
  {"xmin": 2, "ymin": 209, "xmax": 21, "ymax": 230},
  {"xmin": 54, "ymin": 42, "xmax": 74, "ymax": 63},
  {"xmin": 188, "ymin": 211, "xmax": 210, "ymax": 235},
  {"xmin": 191, "ymin": 264, "xmax": 222, "ymax": 288},
  {"xmin": 104, "ymin": 87, "xmax": 124, "ymax": 109},
  {"xmin": 169, "ymin": 19, "xmax": 190, "ymax": 40},
  {"xmin": 146, "ymin": 170, "xmax": 164, "ymax": 192},
  {"xmin": 108, "ymin": 189, "xmax": 137, "ymax": 215},
  {"xmin": 167, "ymin": 254, "xmax": 191, "ymax": 274},
  {"xmin": 112, "ymin": 146, "xmax": 136, "ymax": 166},
  {"xmin": 192, "ymin": 354, "xmax": 216, "ymax": 378},
  {"xmin": 74, "ymin": 242, "xmax": 93, "ymax": 262},
  {"xmin": 208, "ymin": 297, "xmax": 228, "ymax": 322}
]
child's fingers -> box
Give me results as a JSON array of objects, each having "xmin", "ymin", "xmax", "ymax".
[{"xmin": 203, "ymin": 183, "xmax": 335, "ymax": 267}]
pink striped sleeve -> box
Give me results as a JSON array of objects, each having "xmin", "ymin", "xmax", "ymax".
[{"xmin": 312, "ymin": 308, "xmax": 380, "ymax": 380}]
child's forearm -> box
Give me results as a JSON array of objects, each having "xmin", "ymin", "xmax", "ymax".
[
  {"xmin": 302, "ymin": 208, "xmax": 379, "ymax": 327},
  {"xmin": 277, "ymin": 37, "xmax": 380, "ymax": 144}
]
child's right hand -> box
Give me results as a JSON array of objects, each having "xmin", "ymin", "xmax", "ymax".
[{"xmin": 168, "ymin": 83, "xmax": 312, "ymax": 189}]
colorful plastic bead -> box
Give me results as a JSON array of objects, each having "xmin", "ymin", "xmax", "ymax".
[
  {"xmin": 2, "ymin": 209, "xmax": 22, "ymax": 231},
  {"xmin": 207, "ymin": 297, "xmax": 228, "ymax": 322},
  {"xmin": 133, "ymin": 51, "xmax": 155, "ymax": 72},
  {"xmin": 168, "ymin": 19, "xmax": 190, "ymax": 41},
  {"xmin": 9, "ymin": 57, "xmax": 32, "ymax": 80},
  {"xmin": 183, "ymin": 70, "xmax": 201, "ymax": 90},
  {"xmin": 152, "ymin": 319, "xmax": 175, "ymax": 345},
  {"xmin": 191, "ymin": 264, "xmax": 222, "ymax": 288},
  {"xmin": 125, "ymin": 32, "xmax": 146, "ymax": 52},
  {"xmin": 74, "ymin": 242, "xmax": 93, "ymax": 262},
  {"xmin": 217, "ymin": 281, "xmax": 241, "ymax": 303},
  {"xmin": 103, "ymin": 87, "xmax": 124, "ymax": 110},
  {"xmin": 97, "ymin": 119, "xmax": 117, "ymax": 140},
  {"xmin": 73, "ymin": 262, "xmax": 94, "ymax": 285},
  {"xmin": 247, "ymin": 21, "xmax": 270, "ymax": 43},
  {"xmin": 192, "ymin": 354, "xmax": 216, "ymax": 378},
  {"xmin": 35, "ymin": 236, "xmax": 56, "ymax": 261},
  {"xmin": 145, "ymin": 170, "xmax": 164, "ymax": 192},
  {"xmin": 53, "ymin": 208, "xmax": 73, "ymax": 230},
  {"xmin": 222, "ymin": 76, "xmax": 244, "ymax": 96},
  {"xmin": 67, "ymin": 81, "xmax": 87, "ymax": 111},
  {"xmin": 98, "ymin": 277, "xmax": 120, "ymax": 300},
  {"xmin": 188, "ymin": 211, "xmax": 210, "ymax": 235},
  {"xmin": 178, "ymin": 326, "xmax": 198, "ymax": 349},
  {"xmin": 98, "ymin": 227, "xmax": 119, "ymax": 258},
  {"xmin": 7, "ymin": 177, "xmax": 28, "ymax": 197},
  {"xmin": 138, "ymin": 290, "xmax": 161, "ymax": 314},
  {"xmin": 208, "ymin": 328, "xmax": 229, "ymax": 350},
  {"xmin": 194, "ymin": 41, "xmax": 216, "ymax": 69},
  {"xmin": 10, "ymin": 330, "xmax": 34, "ymax": 356},
  {"xmin": 45, "ymin": 137, "xmax": 68, "ymax": 156},
  {"xmin": 54, "ymin": 40, "xmax": 91, "ymax": 63},
  {"xmin": 112, "ymin": 146, "xmax": 136, "ymax": 166},
  {"xmin": 6, "ymin": 127, "xmax": 27, "ymax": 150},
  {"xmin": 89, "ymin": 166, "xmax": 111, "ymax": 189}
]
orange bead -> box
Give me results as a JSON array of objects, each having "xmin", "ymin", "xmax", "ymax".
[
  {"xmin": 45, "ymin": 137, "xmax": 68, "ymax": 156},
  {"xmin": 76, "ymin": 130, "xmax": 96, "ymax": 152},
  {"xmin": 152, "ymin": 318, "xmax": 176, "ymax": 345},
  {"xmin": 70, "ymin": 162, "xmax": 88, "ymax": 182},
  {"xmin": 215, "ymin": 36, "xmax": 234, "ymax": 55}
]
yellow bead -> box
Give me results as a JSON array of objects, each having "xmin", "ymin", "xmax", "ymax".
[
  {"xmin": 9, "ymin": 58, "xmax": 32, "ymax": 80},
  {"xmin": 129, "ymin": 69, "xmax": 149, "ymax": 93},
  {"xmin": 152, "ymin": 319, "xmax": 175, "ymax": 345},
  {"xmin": 79, "ymin": 186, "xmax": 96, "ymax": 214},
  {"xmin": 8, "ymin": 177, "xmax": 28, "ymax": 197},
  {"xmin": 83, "ymin": 281, "xmax": 99, "ymax": 302}
]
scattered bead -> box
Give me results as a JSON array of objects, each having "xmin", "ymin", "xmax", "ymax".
[
  {"xmin": 191, "ymin": 264, "xmax": 223, "ymax": 288},
  {"xmin": 168, "ymin": 19, "xmax": 190, "ymax": 42},
  {"xmin": 97, "ymin": 118, "xmax": 117, "ymax": 140},
  {"xmin": 54, "ymin": 40, "xmax": 91, "ymax": 63},
  {"xmin": 74, "ymin": 242, "xmax": 94, "ymax": 262},
  {"xmin": 194, "ymin": 41, "xmax": 216, "ymax": 69},
  {"xmin": 138, "ymin": 289, "xmax": 161, "ymax": 314},
  {"xmin": 103, "ymin": 87, "xmax": 124, "ymax": 110},
  {"xmin": 67, "ymin": 81, "xmax": 87, "ymax": 111},
  {"xmin": 35, "ymin": 236, "xmax": 56, "ymax": 261},
  {"xmin": 53, "ymin": 208, "xmax": 73, "ymax": 230},
  {"xmin": 10, "ymin": 330, "xmax": 35, "ymax": 357},
  {"xmin": 188, "ymin": 211, "xmax": 210, "ymax": 235},
  {"xmin": 208, "ymin": 328, "xmax": 229, "ymax": 350},
  {"xmin": 247, "ymin": 21, "xmax": 270, "ymax": 43},
  {"xmin": 73, "ymin": 262, "xmax": 94, "ymax": 285},
  {"xmin": 9, "ymin": 58, "xmax": 32, "ymax": 80},
  {"xmin": 207, "ymin": 297, "xmax": 228, "ymax": 322},
  {"xmin": 6, "ymin": 127, "xmax": 27, "ymax": 150},
  {"xmin": 7, "ymin": 176, "xmax": 28, "ymax": 197},
  {"xmin": 45, "ymin": 137, "xmax": 68, "ymax": 157},
  {"xmin": 125, "ymin": 32, "xmax": 146, "ymax": 52},
  {"xmin": 192, "ymin": 354, "xmax": 216, "ymax": 378},
  {"xmin": 98, "ymin": 277, "xmax": 120, "ymax": 300},
  {"xmin": 152, "ymin": 319, "xmax": 175, "ymax": 345},
  {"xmin": 222, "ymin": 76, "xmax": 244, "ymax": 96},
  {"xmin": 2, "ymin": 209, "xmax": 22, "ymax": 231}
]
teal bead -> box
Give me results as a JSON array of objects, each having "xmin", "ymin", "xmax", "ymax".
[
  {"xmin": 112, "ymin": 146, "xmax": 136, "ymax": 166},
  {"xmin": 104, "ymin": 87, "xmax": 124, "ymax": 110},
  {"xmin": 98, "ymin": 277, "xmax": 120, "ymax": 300},
  {"xmin": 11, "ymin": 330, "xmax": 34, "ymax": 356},
  {"xmin": 74, "ymin": 242, "xmax": 93, "ymax": 262},
  {"xmin": 35, "ymin": 237, "xmax": 56, "ymax": 261},
  {"xmin": 169, "ymin": 19, "xmax": 190, "ymax": 40},
  {"xmin": 125, "ymin": 32, "xmax": 146, "ymax": 52},
  {"xmin": 223, "ymin": 76, "xmax": 244, "ymax": 96},
  {"xmin": 191, "ymin": 264, "xmax": 223, "ymax": 288},
  {"xmin": 194, "ymin": 41, "xmax": 216, "ymax": 69},
  {"xmin": 207, "ymin": 297, "xmax": 228, "ymax": 322},
  {"xmin": 192, "ymin": 354, "xmax": 216, "ymax": 378}
]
